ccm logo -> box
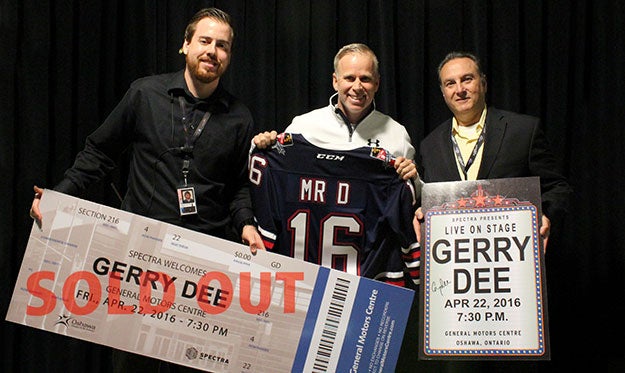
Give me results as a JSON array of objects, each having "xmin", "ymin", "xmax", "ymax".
[{"xmin": 316, "ymin": 153, "xmax": 345, "ymax": 161}]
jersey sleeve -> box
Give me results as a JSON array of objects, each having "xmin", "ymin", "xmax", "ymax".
[
  {"xmin": 396, "ymin": 180, "xmax": 421, "ymax": 287},
  {"xmin": 249, "ymin": 151, "xmax": 280, "ymax": 250},
  {"xmin": 370, "ymin": 179, "xmax": 420, "ymax": 289}
]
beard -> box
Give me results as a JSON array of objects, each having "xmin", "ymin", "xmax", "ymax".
[{"xmin": 186, "ymin": 55, "xmax": 226, "ymax": 84}]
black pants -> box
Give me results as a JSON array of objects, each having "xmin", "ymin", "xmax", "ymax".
[{"xmin": 111, "ymin": 349, "xmax": 204, "ymax": 373}]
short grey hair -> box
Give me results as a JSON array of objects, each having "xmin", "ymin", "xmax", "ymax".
[
  {"xmin": 437, "ymin": 51, "xmax": 486, "ymax": 85},
  {"xmin": 333, "ymin": 43, "xmax": 380, "ymax": 78}
]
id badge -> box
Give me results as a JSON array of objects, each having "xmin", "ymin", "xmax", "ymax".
[{"xmin": 178, "ymin": 186, "xmax": 197, "ymax": 216}]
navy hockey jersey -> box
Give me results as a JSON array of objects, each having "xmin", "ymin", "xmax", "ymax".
[{"xmin": 249, "ymin": 133, "xmax": 420, "ymax": 288}]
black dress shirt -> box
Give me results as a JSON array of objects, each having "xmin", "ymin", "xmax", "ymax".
[{"xmin": 55, "ymin": 70, "xmax": 256, "ymax": 239}]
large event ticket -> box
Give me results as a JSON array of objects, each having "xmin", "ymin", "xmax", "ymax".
[
  {"xmin": 6, "ymin": 190, "xmax": 413, "ymax": 372},
  {"xmin": 419, "ymin": 177, "xmax": 550, "ymax": 360}
]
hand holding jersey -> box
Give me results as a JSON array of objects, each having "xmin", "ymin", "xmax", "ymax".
[{"xmin": 253, "ymin": 130, "xmax": 418, "ymax": 181}]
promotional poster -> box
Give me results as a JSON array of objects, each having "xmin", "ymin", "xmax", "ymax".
[
  {"xmin": 419, "ymin": 177, "xmax": 550, "ymax": 360},
  {"xmin": 6, "ymin": 190, "xmax": 413, "ymax": 372}
]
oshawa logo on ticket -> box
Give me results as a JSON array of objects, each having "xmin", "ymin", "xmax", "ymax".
[{"xmin": 6, "ymin": 190, "xmax": 413, "ymax": 372}]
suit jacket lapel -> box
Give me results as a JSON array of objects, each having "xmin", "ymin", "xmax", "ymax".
[
  {"xmin": 477, "ymin": 108, "xmax": 506, "ymax": 179},
  {"xmin": 439, "ymin": 118, "xmax": 462, "ymax": 181}
]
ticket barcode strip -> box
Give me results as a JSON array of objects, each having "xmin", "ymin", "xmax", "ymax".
[
  {"xmin": 311, "ymin": 277, "xmax": 351, "ymax": 372},
  {"xmin": 292, "ymin": 268, "xmax": 360, "ymax": 372}
]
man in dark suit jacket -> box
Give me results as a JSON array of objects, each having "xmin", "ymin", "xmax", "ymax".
[
  {"xmin": 417, "ymin": 51, "xmax": 571, "ymax": 250},
  {"xmin": 397, "ymin": 50, "xmax": 572, "ymax": 373}
]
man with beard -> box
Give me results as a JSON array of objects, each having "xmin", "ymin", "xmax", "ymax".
[{"xmin": 29, "ymin": 8, "xmax": 263, "ymax": 372}]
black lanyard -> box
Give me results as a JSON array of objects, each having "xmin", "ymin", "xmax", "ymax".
[
  {"xmin": 179, "ymin": 96, "xmax": 211, "ymax": 149},
  {"xmin": 178, "ymin": 96, "xmax": 210, "ymax": 185},
  {"xmin": 451, "ymin": 125, "xmax": 485, "ymax": 180}
]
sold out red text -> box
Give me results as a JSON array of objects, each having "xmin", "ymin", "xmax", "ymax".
[{"xmin": 25, "ymin": 256, "xmax": 304, "ymax": 317}]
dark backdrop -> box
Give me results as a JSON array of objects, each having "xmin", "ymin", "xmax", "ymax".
[{"xmin": 2, "ymin": 1, "xmax": 623, "ymax": 372}]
